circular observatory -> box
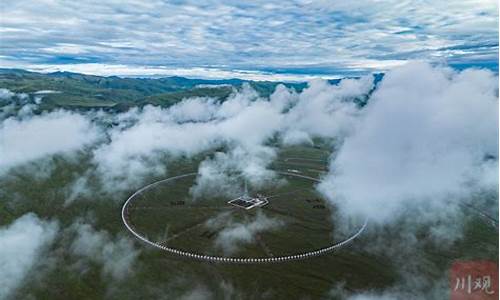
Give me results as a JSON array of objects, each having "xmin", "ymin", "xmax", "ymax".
[{"xmin": 122, "ymin": 171, "xmax": 367, "ymax": 264}]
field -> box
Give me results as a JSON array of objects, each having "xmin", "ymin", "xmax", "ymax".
[
  {"xmin": 0, "ymin": 142, "xmax": 497, "ymax": 299},
  {"xmin": 126, "ymin": 172, "xmax": 344, "ymax": 259}
]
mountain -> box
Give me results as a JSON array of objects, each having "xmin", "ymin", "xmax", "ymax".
[
  {"xmin": 0, "ymin": 69, "xmax": 383, "ymax": 112},
  {"xmin": 0, "ymin": 69, "xmax": 309, "ymax": 111}
]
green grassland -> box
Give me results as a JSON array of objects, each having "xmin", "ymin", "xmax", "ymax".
[
  {"xmin": 128, "ymin": 173, "xmax": 337, "ymax": 257},
  {"xmin": 0, "ymin": 143, "xmax": 497, "ymax": 299},
  {"xmin": 0, "ymin": 69, "xmax": 307, "ymax": 112}
]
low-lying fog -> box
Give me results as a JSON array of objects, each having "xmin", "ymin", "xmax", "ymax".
[{"xmin": 0, "ymin": 62, "xmax": 498, "ymax": 299}]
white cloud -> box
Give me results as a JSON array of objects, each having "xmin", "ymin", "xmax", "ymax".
[
  {"xmin": 190, "ymin": 146, "xmax": 280, "ymax": 200},
  {"xmin": 70, "ymin": 222, "xmax": 139, "ymax": 281},
  {"xmin": 0, "ymin": 1, "xmax": 496, "ymax": 75},
  {"xmin": 282, "ymin": 77, "xmax": 373, "ymax": 142},
  {"xmin": 178, "ymin": 285, "xmax": 213, "ymax": 300},
  {"xmin": 0, "ymin": 213, "xmax": 58, "ymax": 300},
  {"xmin": 206, "ymin": 211, "xmax": 284, "ymax": 255},
  {"xmin": 318, "ymin": 61, "xmax": 498, "ymax": 223},
  {"xmin": 167, "ymin": 97, "xmax": 221, "ymax": 123},
  {"xmin": 0, "ymin": 88, "xmax": 15, "ymax": 100},
  {"xmin": 3, "ymin": 80, "xmax": 369, "ymax": 196},
  {"xmin": 0, "ymin": 61, "xmax": 496, "ymax": 299},
  {"xmin": 0, "ymin": 110, "xmax": 101, "ymax": 174},
  {"xmin": 86, "ymin": 77, "xmax": 373, "ymax": 194},
  {"xmin": 64, "ymin": 172, "xmax": 93, "ymax": 206},
  {"xmin": 91, "ymin": 85, "xmax": 281, "ymax": 191}
]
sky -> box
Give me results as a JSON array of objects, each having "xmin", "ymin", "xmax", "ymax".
[{"xmin": 0, "ymin": 0, "xmax": 498, "ymax": 80}]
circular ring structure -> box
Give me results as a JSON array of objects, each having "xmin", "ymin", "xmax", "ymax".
[{"xmin": 122, "ymin": 171, "xmax": 367, "ymax": 264}]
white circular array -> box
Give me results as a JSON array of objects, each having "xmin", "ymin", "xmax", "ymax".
[{"xmin": 122, "ymin": 171, "xmax": 367, "ymax": 264}]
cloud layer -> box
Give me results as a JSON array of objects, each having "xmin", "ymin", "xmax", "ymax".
[
  {"xmin": 0, "ymin": 213, "xmax": 58, "ymax": 299},
  {"xmin": 0, "ymin": 0, "xmax": 497, "ymax": 78},
  {"xmin": 0, "ymin": 61, "xmax": 497, "ymax": 298},
  {"xmin": 0, "ymin": 110, "xmax": 100, "ymax": 174},
  {"xmin": 70, "ymin": 222, "xmax": 139, "ymax": 281},
  {"xmin": 90, "ymin": 80, "xmax": 368, "ymax": 193},
  {"xmin": 319, "ymin": 62, "xmax": 499, "ymax": 223},
  {"xmin": 206, "ymin": 211, "xmax": 284, "ymax": 255}
]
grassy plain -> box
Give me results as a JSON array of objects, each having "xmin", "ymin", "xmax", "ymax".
[{"xmin": 0, "ymin": 143, "xmax": 497, "ymax": 299}]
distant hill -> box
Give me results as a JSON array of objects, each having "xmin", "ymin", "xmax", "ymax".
[
  {"xmin": 0, "ymin": 69, "xmax": 383, "ymax": 112},
  {"xmin": 0, "ymin": 69, "xmax": 309, "ymax": 112}
]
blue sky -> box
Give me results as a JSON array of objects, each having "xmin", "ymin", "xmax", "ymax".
[{"xmin": 0, "ymin": 0, "xmax": 498, "ymax": 80}]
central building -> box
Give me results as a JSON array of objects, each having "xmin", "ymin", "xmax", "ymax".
[{"xmin": 227, "ymin": 181, "xmax": 268, "ymax": 210}]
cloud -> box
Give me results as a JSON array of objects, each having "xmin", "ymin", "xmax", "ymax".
[
  {"xmin": 92, "ymin": 106, "xmax": 221, "ymax": 192},
  {"xmin": 0, "ymin": 61, "xmax": 497, "ymax": 298},
  {"xmin": 318, "ymin": 61, "xmax": 498, "ymax": 223},
  {"xmin": 178, "ymin": 285, "xmax": 213, "ymax": 300},
  {"xmin": 0, "ymin": 88, "xmax": 15, "ymax": 100},
  {"xmin": 206, "ymin": 211, "xmax": 284, "ymax": 255},
  {"xmin": 91, "ymin": 84, "xmax": 280, "ymax": 191},
  {"xmin": 0, "ymin": 213, "xmax": 58, "ymax": 300},
  {"xmin": 0, "ymin": 1, "xmax": 497, "ymax": 76},
  {"xmin": 69, "ymin": 221, "xmax": 139, "ymax": 281},
  {"xmin": 282, "ymin": 76, "xmax": 373, "ymax": 142},
  {"xmin": 64, "ymin": 171, "xmax": 94, "ymax": 206},
  {"xmin": 314, "ymin": 63, "xmax": 497, "ymax": 300},
  {"xmin": 327, "ymin": 212, "xmax": 463, "ymax": 299},
  {"xmin": 91, "ymin": 79, "xmax": 371, "ymax": 194},
  {"xmin": 189, "ymin": 146, "xmax": 280, "ymax": 200},
  {"xmin": 0, "ymin": 76, "xmax": 371, "ymax": 199},
  {"xmin": 175, "ymin": 281, "xmax": 245, "ymax": 300},
  {"xmin": 0, "ymin": 110, "xmax": 101, "ymax": 174}
]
